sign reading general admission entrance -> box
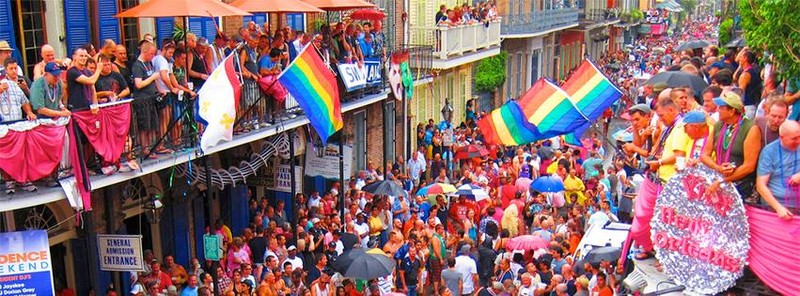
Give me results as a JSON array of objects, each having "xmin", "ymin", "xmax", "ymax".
[
  {"xmin": 651, "ymin": 164, "xmax": 749, "ymax": 294},
  {"xmin": 97, "ymin": 234, "xmax": 145, "ymax": 271}
]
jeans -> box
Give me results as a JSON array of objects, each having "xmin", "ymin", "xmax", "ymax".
[{"xmin": 406, "ymin": 285, "xmax": 418, "ymax": 296}]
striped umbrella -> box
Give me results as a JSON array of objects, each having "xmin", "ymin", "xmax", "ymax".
[
  {"xmin": 416, "ymin": 183, "xmax": 458, "ymax": 196},
  {"xmin": 451, "ymin": 184, "xmax": 490, "ymax": 202}
]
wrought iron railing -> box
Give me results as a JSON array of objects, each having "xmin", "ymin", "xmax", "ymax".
[{"xmin": 500, "ymin": 8, "xmax": 580, "ymax": 36}]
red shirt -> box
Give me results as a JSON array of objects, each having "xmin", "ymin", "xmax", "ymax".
[
  {"xmin": 592, "ymin": 285, "xmax": 613, "ymax": 296},
  {"xmin": 500, "ymin": 185, "xmax": 516, "ymax": 208}
]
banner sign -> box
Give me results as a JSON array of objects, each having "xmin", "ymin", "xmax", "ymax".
[
  {"xmin": 364, "ymin": 58, "xmax": 383, "ymax": 87},
  {"xmin": 203, "ymin": 234, "xmax": 222, "ymax": 261},
  {"xmin": 337, "ymin": 63, "xmax": 367, "ymax": 92},
  {"xmin": 304, "ymin": 143, "xmax": 353, "ymax": 179},
  {"xmin": 97, "ymin": 234, "xmax": 145, "ymax": 272},
  {"xmin": 273, "ymin": 164, "xmax": 303, "ymax": 193},
  {"xmin": 652, "ymin": 164, "xmax": 749, "ymax": 294},
  {"xmin": 0, "ymin": 230, "xmax": 55, "ymax": 296}
]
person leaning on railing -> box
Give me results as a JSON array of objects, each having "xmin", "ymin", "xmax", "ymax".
[{"xmin": 0, "ymin": 71, "xmax": 38, "ymax": 194}]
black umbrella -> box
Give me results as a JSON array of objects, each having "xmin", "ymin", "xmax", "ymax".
[
  {"xmin": 582, "ymin": 246, "xmax": 622, "ymax": 265},
  {"xmin": 644, "ymin": 71, "xmax": 709, "ymax": 97},
  {"xmin": 361, "ymin": 180, "xmax": 406, "ymax": 197},
  {"xmin": 604, "ymin": 63, "xmax": 621, "ymax": 72},
  {"xmin": 725, "ymin": 37, "xmax": 746, "ymax": 48},
  {"xmin": 332, "ymin": 248, "xmax": 396, "ymax": 279},
  {"xmin": 675, "ymin": 40, "xmax": 711, "ymax": 51}
]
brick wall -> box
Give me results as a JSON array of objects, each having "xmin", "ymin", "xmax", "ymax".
[{"xmin": 365, "ymin": 102, "xmax": 386, "ymax": 169}]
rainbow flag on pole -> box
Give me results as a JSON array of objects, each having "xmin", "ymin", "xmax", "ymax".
[
  {"xmin": 561, "ymin": 60, "xmax": 623, "ymax": 145},
  {"xmin": 278, "ymin": 45, "xmax": 343, "ymax": 144},
  {"xmin": 516, "ymin": 79, "xmax": 589, "ymax": 137},
  {"xmin": 476, "ymin": 101, "xmax": 544, "ymax": 146}
]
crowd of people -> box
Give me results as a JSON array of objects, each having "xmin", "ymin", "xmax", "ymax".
[{"xmin": 434, "ymin": 1, "xmax": 499, "ymax": 27}]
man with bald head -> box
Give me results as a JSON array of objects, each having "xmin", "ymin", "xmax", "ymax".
[
  {"xmin": 756, "ymin": 120, "xmax": 800, "ymax": 219},
  {"xmin": 113, "ymin": 44, "xmax": 133, "ymax": 87},
  {"xmin": 33, "ymin": 44, "xmax": 67, "ymax": 79}
]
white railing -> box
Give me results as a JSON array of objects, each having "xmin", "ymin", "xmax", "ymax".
[{"xmin": 410, "ymin": 20, "xmax": 502, "ymax": 60}]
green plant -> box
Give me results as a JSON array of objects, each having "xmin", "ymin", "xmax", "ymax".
[
  {"xmin": 718, "ymin": 18, "xmax": 733, "ymax": 47},
  {"xmin": 630, "ymin": 10, "xmax": 644, "ymax": 21},
  {"xmin": 475, "ymin": 51, "xmax": 507, "ymax": 93},
  {"xmin": 172, "ymin": 25, "xmax": 186, "ymax": 42},
  {"xmin": 312, "ymin": 18, "xmax": 326, "ymax": 33},
  {"xmin": 739, "ymin": 0, "xmax": 800, "ymax": 79}
]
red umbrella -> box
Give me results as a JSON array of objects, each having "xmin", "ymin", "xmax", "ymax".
[
  {"xmin": 349, "ymin": 9, "xmax": 386, "ymax": 21},
  {"xmin": 506, "ymin": 235, "xmax": 549, "ymax": 251},
  {"xmin": 515, "ymin": 177, "xmax": 533, "ymax": 193},
  {"xmin": 454, "ymin": 145, "xmax": 489, "ymax": 160},
  {"xmin": 302, "ymin": 0, "xmax": 376, "ymax": 11},
  {"xmin": 230, "ymin": 0, "xmax": 324, "ymax": 13},
  {"xmin": 115, "ymin": 0, "xmax": 252, "ymax": 17}
]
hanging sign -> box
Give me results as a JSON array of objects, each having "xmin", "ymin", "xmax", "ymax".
[
  {"xmin": 0, "ymin": 230, "xmax": 55, "ymax": 296},
  {"xmin": 97, "ymin": 234, "xmax": 145, "ymax": 271}
]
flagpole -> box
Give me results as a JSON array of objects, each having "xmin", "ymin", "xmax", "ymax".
[{"xmin": 338, "ymin": 133, "xmax": 345, "ymax": 231}]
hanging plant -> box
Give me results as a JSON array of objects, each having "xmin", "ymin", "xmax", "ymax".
[
  {"xmin": 172, "ymin": 25, "xmax": 186, "ymax": 42},
  {"xmin": 475, "ymin": 51, "xmax": 507, "ymax": 93}
]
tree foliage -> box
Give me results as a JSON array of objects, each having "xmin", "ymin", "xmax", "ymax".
[
  {"xmin": 739, "ymin": 0, "xmax": 800, "ymax": 78},
  {"xmin": 475, "ymin": 51, "xmax": 508, "ymax": 93},
  {"xmin": 718, "ymin": 18, "xmax": 734, "ymax": 47}
]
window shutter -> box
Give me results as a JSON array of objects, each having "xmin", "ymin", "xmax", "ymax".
[
  {"xmin": 189, "ymin": 17, "xmax": 219, "ymax": 42},
  {"xmin": 97, "ymin": 0, "xmax": 120, "ymax": 43},
  {"xmin": 0, "ymin": 0, "xmax": 20, "ymax": 63},
  {"xmin": 64, "ymin": 0, "xmax": 90, "ymax": 53},
  {"xmin": 243, "ymin": 13, "xmax": 267, "ymax": 25},
  {"xmin": 156, "ymin": 17, "xmax": 174, "ymax": 46}
]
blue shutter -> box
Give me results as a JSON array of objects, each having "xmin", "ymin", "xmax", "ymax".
[
  {"xmin": 188, "ymin": 17, "xmax": 219, "ymax": 42},
  {"xmin": 156, "ymin": 17, "xmax": 174, "ymax": 46},
  {"xmin": 97, "ymin": 0, "xmax": 120, "ymax": 43},
  {"xmin": 244, "ymin": 13, "xmax": 268, "ymax": 26},
  {"xmin": 286, "ymin": 13, "xmax": 305, "ymax": 31},
  {"xmin": 0, "ymin": 0, "xmax": 20, "ymax": 63},
  {"xmin": 64, "ymin": 0, "xmax": 90, "ymax": 53}
]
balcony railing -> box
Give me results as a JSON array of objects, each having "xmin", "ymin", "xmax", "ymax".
[
  {"xmin": 501, "ymin": 8, "xmax": 580, "ymax": 36},
  {"xmin": 410, "ymin": 20, "xmax": 502, "ymax": 60},
  {"xmin": 580, "ymin": 8, "xmax": 620, "ymax": 22}
]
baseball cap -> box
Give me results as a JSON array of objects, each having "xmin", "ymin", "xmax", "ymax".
[
  {"xmin": 628, "ymin": 103, "xmax": 652, "ymax": 114},
  {"xmin": 709, "ymin": 61, "xmax": 726, "ymax": 70},
  {"xmin": 682, "ymin": 110, "xmax": 707, "ymax": 124},
  {"xmin": 713, "ymin": 91, "xmax": 744, "ymax": 111},
  {"xmin": 44, "ymin": 62, "xmax": 63, "ymax": 77},
  {"xmin": 287, "ymin": 245, "xmax": 297, "ymax": 251},
  {"xmin": 130, "ymin": 284, "xmax": 144, "ymax": 294}
]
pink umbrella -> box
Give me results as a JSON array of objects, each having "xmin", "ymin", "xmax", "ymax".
[
  {"xmin": 515, "ymin": 177, "xmax": 533, "ymax": 193},
  {"xmin": 506, "ymin": 235, "xmax": 549, "ymax": 251}
]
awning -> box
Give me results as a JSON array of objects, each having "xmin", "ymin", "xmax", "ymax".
[{"xmin": 655, "ymin": 0, "xmax": 683, "ymax": 12}]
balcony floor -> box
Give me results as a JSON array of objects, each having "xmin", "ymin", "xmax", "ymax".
[
  {"xmin": 0, "ymin": 90, "xmax": 391, "ymax": 212},
  {"xmin": 432, "ymin": 46, "xmax": 502, "ymax": 70}
]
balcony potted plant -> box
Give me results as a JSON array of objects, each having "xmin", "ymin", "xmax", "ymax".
[
  {"xmin": 630, "ymin": 10, "xmax": 644, "ymax": 23},
  {"xmin": 619, "ymin": 11, "xmax": 632, "ymax": 23},
  {"xmin": 474, "ymin": 51, "xmax": 507, "ymax": 105}
]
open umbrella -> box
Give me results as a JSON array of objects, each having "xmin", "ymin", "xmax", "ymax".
[
  {"xmin": 506, "ymin": 235, "xmax": 549, "ymax": 251},
  {"xmin": 335, "ymin": 248, "xmax": 396, "ymax": 279},
  {"xmin": 451, "ymin": 184, "xmax": 489, "ymax": 201},
  {"xmin": 302, "ymin": 0, "xmax": 376, "ymax": 11},
  {"xmin": 675, "ymin": 40, "xmax": 710, "ymax": 51},
  {"xmin": 230, "ymin": 0, "xmax": 324, "ymax": 13},
  {"xmin": 515, "ymin": 177, "xmax": 533, "ymax": 193},
  {"xmin": 644, "ymin": 71, "xmax": 709, "ymax": 97},
  {"xmin": 349, "ymin": 9, "xmax": 386, "ymax": 21},
  {"xmin": 530, "ymin": 175, "xmax": 564, "ymax": 193},
  {"xmin": 361, "ymin": 180, "xmax": 406, "ymax": 197},
  {"xmin": 116, "ymin": 0, "xmax": 252, "ymax": 17},
  {"xmin": 582, "ymin": 246, "xmax": 622, "ymax": 265},
  {"xmin": 455, "ymin": 144, "xmax": 489, "ymax": 160},
  {"xmin": 416, "ymin": 183, "xmax": 457, "ymax": 196},
  {"xmin": 725, "ymin": 37, "xmax": 746, "ymax": 48}
]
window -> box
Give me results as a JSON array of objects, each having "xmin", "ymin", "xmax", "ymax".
[
  {"xmin": 11, "ymin": 0, "xmax": 46, "ymax": 76},
  {"xmin": 286, "ymin": 13, "xmax": 305, "ymax": 31},
  {"xmin": 119, "ymin": 0, "xmax": 140, "ymax": 51},
  {"xmin": 531, "ymin": 49, "xmax": 540, "ymax": 82}
]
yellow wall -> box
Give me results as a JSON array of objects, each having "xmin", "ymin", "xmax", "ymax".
[{"xmin": 410, "ymin": 64, "xmax": 473, "ymax": 129}]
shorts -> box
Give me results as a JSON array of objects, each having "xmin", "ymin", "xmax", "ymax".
[
  {"xmin": 133, "ymin": 97, "xmax": 158, "ymax": 132},
  {"xmin": 428, "ymin": 257, "xmax": 443, "ymax": 283},
  {"xmin": 171, "ymin": 95, "xmax": 188, "ymax": 120},
  {"xmin": 242, "ymin": 78, "xmax": 260, "ymax": 108}
]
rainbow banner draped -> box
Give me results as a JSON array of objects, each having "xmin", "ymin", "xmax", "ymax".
[
  {"xmin": 561, "ymin": 60, "xmax": 623, "ymax": 145},
  {"xmin": 476, "ymin": 101, "xmax": 543, "ymax": 146},
  {"xmin": 278, "ymin": 45, "xmax": 343, "ymax": 144},
  {"xmin": 517, "ymin": 79, "xmax": 589, "ymax": 137}
]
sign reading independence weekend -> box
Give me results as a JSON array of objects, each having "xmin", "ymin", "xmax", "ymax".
[
  {"xmin": 304, "ymin": 143, "xmax": 353, "ymax": 179},
  {"xmin": 0, "ymin": 230, "xmax": 55, "ymax": 296},
  {"xmin": 97, "ymin": 234, "xmax": 145, "ymax": 271}
]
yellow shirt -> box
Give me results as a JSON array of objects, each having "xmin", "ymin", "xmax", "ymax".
[
  {"xmin": 368, "ymin": 216, "xmax": 383, "ymax": 236},
  {"xmin": 659, "ymin": 124, "xmax": 692, "ymax": 181}
]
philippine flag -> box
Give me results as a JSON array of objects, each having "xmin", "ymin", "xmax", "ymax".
[{"xmin": 197, "ymin": 53, "xmax": 242, "ymax": 152}]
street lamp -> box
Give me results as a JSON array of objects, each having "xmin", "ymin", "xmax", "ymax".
[
  {"xmin": 142, "ymin": 194, "xmax": 164, "ymax": 224},
  {"xmin": 441, "ymin": 98, "xmax": 453, "ymax": 123}
]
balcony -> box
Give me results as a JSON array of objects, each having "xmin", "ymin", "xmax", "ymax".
[
  {"xmin": 501, "ymin": 8, "xmax": 580, "ymax": 38},
  {"xmin": 580, "ymin": 8, "xmax": 621, "ymax": 29},
  {"xmin": 409, "ymin": 20, "xmax": 503, "ymax": 70}
]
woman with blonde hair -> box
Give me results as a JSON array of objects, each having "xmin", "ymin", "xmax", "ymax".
[{"xmin": 501, "ymin": 204, "xmax": 520, "ymax": 237}]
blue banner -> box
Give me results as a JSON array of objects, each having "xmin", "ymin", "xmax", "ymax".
[
  {"xmin": 364, "ymin": 58, "xmax": 383, "ymax": 87},
  {"xmin": 0, "ymin": 230, "xmax": 55, "ymax": 296}
]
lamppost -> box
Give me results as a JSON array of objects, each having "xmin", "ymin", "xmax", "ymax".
[
  {"xmin": 441, "ymin": 98, "xmax": 454, "ymax": 178},
  {"xmin": 142, "ymin": 194, "xmax": 164, "ymax": 224}
]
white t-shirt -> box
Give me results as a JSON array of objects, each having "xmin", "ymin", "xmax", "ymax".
[
  {"xmin": 354, "ymin": 222, "xmax": 370, "ymax": 247},
  {"xmin": 152, "ymin": 54, "xmax": 172, "ymax": 92},
  {"xmin": 308, "ymin": 195, "xmax": 321, "ymax": 208},
  {"xmin": 283, "ymin": 256, "xmax": 304, "ymax": 270},
  {"xmin": 454, "ymin": 255, "xmax": 478, "ymax": 294}
]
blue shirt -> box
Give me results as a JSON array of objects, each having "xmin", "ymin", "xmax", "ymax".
[
  {"xmin": 757, "ymin": 141, "xmax": 800, "ymax": 206},
  {"xmin": 418, "ymin": 202, "xmax": 431, "ymax": 222},
  {"xmin": 180, "ymin": 286, "xmax": 198, "ymax": 296},
  {"xmin": 258, "ymin": 56, "xmax": 278, "ymax": 73},
  {"xmin": 787, "ymin": 78, "xmax": 800, "ymax": 120},
  {"xmin": 359, "ymin": 39, "xmax": 374, "ymax": 57}
]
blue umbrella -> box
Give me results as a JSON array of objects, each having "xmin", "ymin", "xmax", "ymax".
[{"xmin": 530, "ymin": 175, "xmax": 565, "ymax": 193}]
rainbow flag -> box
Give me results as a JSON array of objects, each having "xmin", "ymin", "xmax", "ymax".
[
  {"xmin": 476, "ymin": 101, "xmax": 544, "ymax": 146},
  {"xmin": 561, "ymin": 60, "xmax": 623, "ymax": 145},
  {"xmin": 516, "ymin": 78, "xmax": 589, "ymax": 137},
  {"xmin": 278, "ymin": 45, "xmax": 343, "ymax": 144},
  {"xmin": 561, "ymin": 60, "xmax": 623, "ymax": 122}
]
